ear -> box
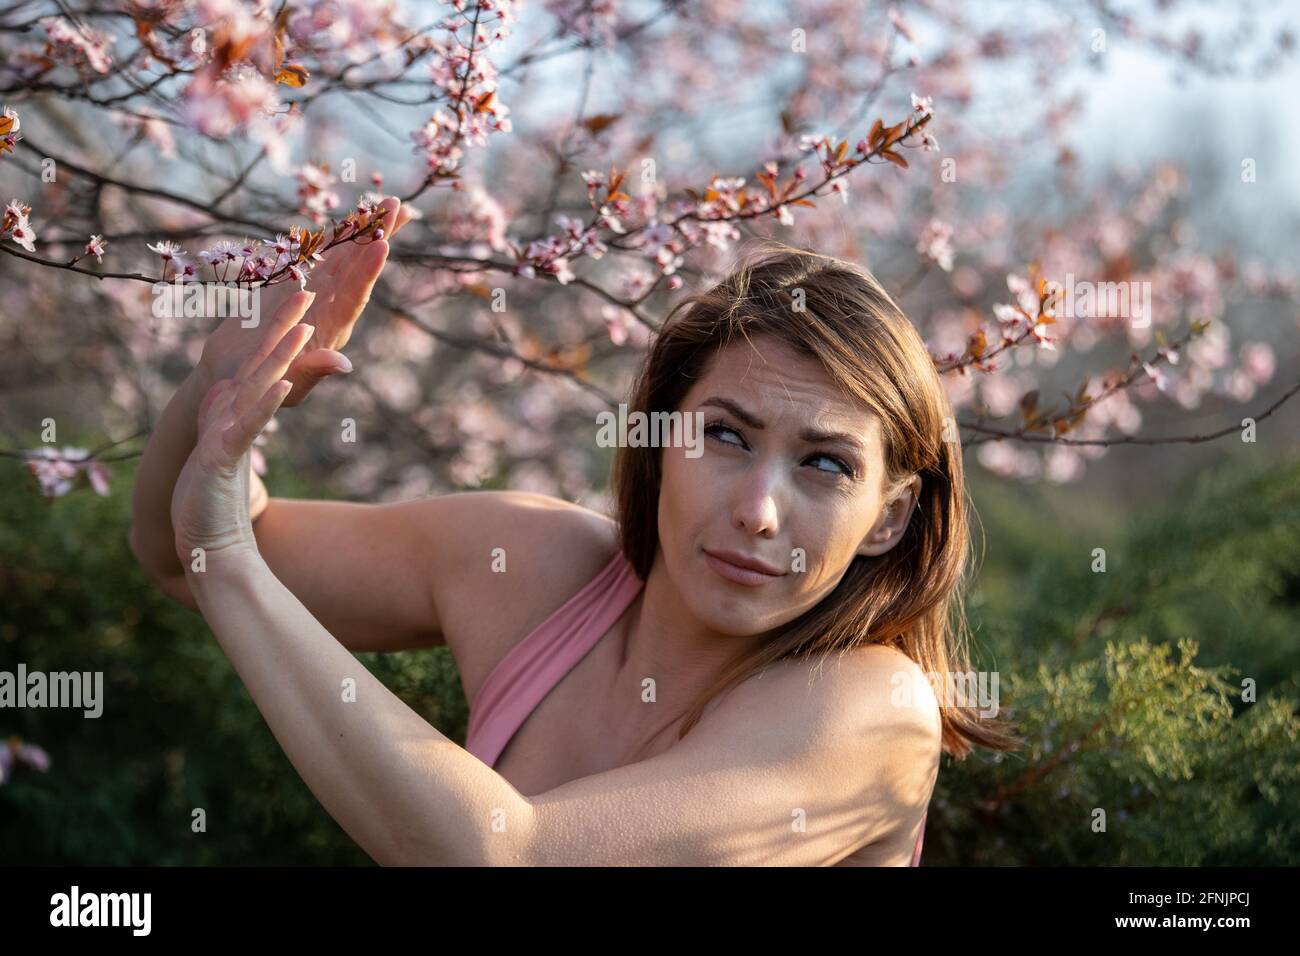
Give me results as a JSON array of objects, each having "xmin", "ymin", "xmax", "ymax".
[{"xmin": 856, "ymin": 474, "xmax": 921, "ymax": 558}]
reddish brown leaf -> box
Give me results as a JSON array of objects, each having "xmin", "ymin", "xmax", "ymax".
[
  {"xmin": 275, "ymin": 64, "xmax": 310, "ymax": 87},
  {"xmin": 881, "ymin": 149, "xmax": 909, "ymax": 169},
  {"xmin": 581, "ymin": 113, "xmax": 620, "ymax": 134},
  {"xmin": 868, "ymin": 119, "xmax": 884, "ymax": 151}
]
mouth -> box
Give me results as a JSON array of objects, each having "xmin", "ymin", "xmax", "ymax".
[{"xmin": 702, "ymin": 547, "xmax": 787, "ymax": 587}]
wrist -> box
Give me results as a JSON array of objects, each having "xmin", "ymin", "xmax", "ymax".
[{"xmin": 182, "ymin": 540, "xmax": 266, "ymax": 594}]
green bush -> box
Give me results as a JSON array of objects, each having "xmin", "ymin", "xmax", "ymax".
[
  {"xmin": 0, "ymin": 461, "xmax": 469, "ymax": 864},
  {"xmin": 2, "ymin": 453, "xmax": 1296, "ymax": 864},
  {"xmin": 928, "ymin": 455, "xmax": 1300, "ymax": 865}
]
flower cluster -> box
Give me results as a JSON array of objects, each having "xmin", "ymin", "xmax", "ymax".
[
  {"xmin": 917, "ymin": 218, "xmax": 956, "ymax": 272},
  {"xmin": 40, "ymin": 16, "xmax": 115, "ymax": 75},
  {"xmin": 511, "ymin": 167, "xmax": 630, "ymax": 283},
  {"xmin": 2, "ymin": 199, "xmax": 36, "ymax": 252},
  {"xmin": 993, "ymin": 273, "xmax": 1059, "ymax": 352},
  {"xmin": 24, "ymin": 447, "xmax": 111, "ymax": 499},
  {"xmin": 297, "ymin": 162, "xmax": 341, "ymax": 224},
  {"xmin": 147, "ymin": 198, "xmax": 384, "ymax": 289},
  {"xmin": 410, "ymin": 2, "xmax": 519, "ymax": 178}
]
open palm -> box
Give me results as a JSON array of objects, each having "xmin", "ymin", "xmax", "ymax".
[
  {"xmin": 172, "ymin": 320, "xmax": 317, "ymax": 564},
  {"xmin": 197, "ymin": 196, "xmax": 413, "ymax": 406}
]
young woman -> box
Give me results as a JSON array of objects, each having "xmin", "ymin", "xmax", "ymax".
[{"xmin": 129, "ymin": 197, "xmax": 1020, "ymax": 865}]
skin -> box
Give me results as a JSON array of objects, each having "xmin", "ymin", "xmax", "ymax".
[{"xmin": 133, "ymin": 223, "xmax": 942, "ymax": 865}]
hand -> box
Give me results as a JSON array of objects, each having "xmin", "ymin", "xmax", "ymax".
[
  {"xmin": 172, "ymin": 319, "xmax": 315, "ymax": 566},
  {"xmin": 195, "ymin": 195, "xmax": 414, "ymax": 405}
]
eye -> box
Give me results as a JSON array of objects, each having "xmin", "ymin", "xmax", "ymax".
[
  {"xmin": 804, "ymin": 453, "xmax": 856, "ymax": 479},
  {"xmin": 704, "ymin": 421, "xmax": 747, "ymax": 448}
]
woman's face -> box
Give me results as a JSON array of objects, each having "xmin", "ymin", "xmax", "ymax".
[{"xmin": 657, "ymin": 333, "xmax": 919, "ymax": 637}]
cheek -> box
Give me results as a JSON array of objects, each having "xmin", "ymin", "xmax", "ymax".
[
  {"xmin": 658, "ymin": 449, "xmax": 702, "ymax": 536},
  {"xmin": 658, "ymin": 449, "xmax": 732, "ymax": 578},
  {"xmin": 791, "ymin": 499, "xmax": 877, "ymax": 574}
]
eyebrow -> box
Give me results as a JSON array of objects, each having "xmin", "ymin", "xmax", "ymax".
[{"xmin": 698, "ymin": 396, "xmax": 868, "ymax": 450}]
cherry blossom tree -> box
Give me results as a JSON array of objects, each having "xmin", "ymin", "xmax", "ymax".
[{"xmin": 0, "ymin": 0, "xmax": 1296, "ymax": 507}]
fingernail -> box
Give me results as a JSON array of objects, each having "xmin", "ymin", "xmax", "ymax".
[
  {"xmin": 333, "ymin": 356, "xmax": 353, "ymax": 373},
  {"xmin": 300, "ymin": 324, "xmax": 315, "ymax": 338}
]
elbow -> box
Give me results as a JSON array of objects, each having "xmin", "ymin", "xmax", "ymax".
[
  {"xmin": 128, "ymin": 526, "xmax": 197, "ymax": 610},
  {"xmin": 380, "ymin": 801, "xmax": 537, "ymax": 867},
  {"xmin": 127, "ymin": 523, "xmax": 168, "ymax": 580}
]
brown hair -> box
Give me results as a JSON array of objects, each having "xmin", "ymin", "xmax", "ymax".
[{"xmin": 611, "ymin": 238, "xmax": 1022, "ymax": 758}]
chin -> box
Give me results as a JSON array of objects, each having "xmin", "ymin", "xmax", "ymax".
[{"xmin": 672, "ymin": 549, "xmax": 786, "ymax": 637}]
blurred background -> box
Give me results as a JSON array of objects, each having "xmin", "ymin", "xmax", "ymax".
[{"xmin": 1, "ymin": 0, "xmax": 1297, "ymax": 864}]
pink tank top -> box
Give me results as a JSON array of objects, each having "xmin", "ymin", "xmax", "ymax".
[{"xmin": 465, "ymin": 548, "xmax": 928, "ymax": 866}]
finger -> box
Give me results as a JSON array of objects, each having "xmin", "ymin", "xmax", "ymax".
[
  {"xmin": 377, "ymin": 195, "xmax": 401, "ymax": 237},
  {"xmin": 392, "ymin": 205, "xmax": 415, "ymax": 236},
  {"xmin": 235, "ymin": 322, "xmax": 314, "ymax": 418},
  {"xmin": 282, "ymin": 347, "xmax": 353, "ymax": 405},
  {"xmin": 222, "ymin": 380, "xmax": 292, "ymax": 462},
  {"xmin": 232, "ymin": 290, "xmax": 316, "ymax": 382},
  {"xmin": 324, "ymin": 239, "xmax": 388, "ymax": 347},
  {"xmin": 291, "ymin": 347, "xmax": 353, "ymax": 378},
  {"xmin": 197, "ymin": 378, "xmax": 237, "ymax": 431}
]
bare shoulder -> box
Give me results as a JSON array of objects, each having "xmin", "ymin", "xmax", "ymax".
[
  {"xmin": 420, "ymin": 490, "xmax": 621, "ymax": 701},
  {"xmin": 715, "ymin": 644, "xmax": 941, "ymax": 762},
  {"xmin": 681, "ymin": 643, "xmax": 941, "ymax": 859}
]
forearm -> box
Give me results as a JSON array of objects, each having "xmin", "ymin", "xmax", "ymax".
[
  {"xmin": 129, "ymin": 367, "xmax": 269, "ymax": 579},
  {"xmin": 186, "ymin": 546, "xmax": 533, "ymax": 866},
  {"xmin": 129, "ymin": 367, "xmax": 213, "ymax": 577}
]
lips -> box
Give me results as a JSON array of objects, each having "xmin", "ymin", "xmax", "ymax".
[{"xmin": 703, "ymin": 547, "xmax": 787, "ymax": 587}]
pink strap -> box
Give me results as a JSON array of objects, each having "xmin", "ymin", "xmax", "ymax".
[{"xmin": 465, "ymin": 550, "xmax": 643, "ymax": 767}]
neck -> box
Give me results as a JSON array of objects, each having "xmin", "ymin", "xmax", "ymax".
[{"xmin": 609, "ymin": 547, "xmax": 766, "ymax": 754}]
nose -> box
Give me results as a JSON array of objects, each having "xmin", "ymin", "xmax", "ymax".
[{"xmin": 731, "ymin": 468, "xmax": 780, "ymax": 538}]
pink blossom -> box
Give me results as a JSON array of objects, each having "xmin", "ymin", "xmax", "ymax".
[
  {"xmin": 1239, "ymin": 342, "xmax": 1275, "ymax": 385},
  {"xmin": 604, "ymin": 304, "xmax": 632, "ymax": 345},
  {"xmin": 147, "ymin": 240, "xmax": 185, "ymax": 263},
  {"xmin": 296, "ymin": 162, "xmax": 340, "ymax": 224},
  {"xmin": 199, "ymin": 240, "xmax": 240, "ymax": 267},
  {"xmin": 40, "ymin": 16, "xmax": 115, "ymax": 74},
  {"xmin": 85, "ymin": 235, "xmax": 106, "ymax": 264},
  {"xmin": 23, "ymin": 446, "xmax": 109, "ymax": 498},
  {"xmin": 1143, "ymin": 361, "xmax": 1174, "ymax": 394},
  {"xmin": 3, "ymin": 199, "xmax": 36, "ymax": 252},
  {"xmin": 182, "ymin": 65, "xmax": 280, "ymax": 139},
  {"xmin": 917, "ymin": 218, "xmax": 955, "ymax": 271}
]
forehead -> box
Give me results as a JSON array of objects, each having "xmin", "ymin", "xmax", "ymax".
[{"xmin": 685, "ymin": 334, "xmax": 880, "ymax": 437}]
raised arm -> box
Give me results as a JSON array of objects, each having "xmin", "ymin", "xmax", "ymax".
[{"xmin": 128, "ymin": 198, "xmax": 434, "ymax": 651}]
